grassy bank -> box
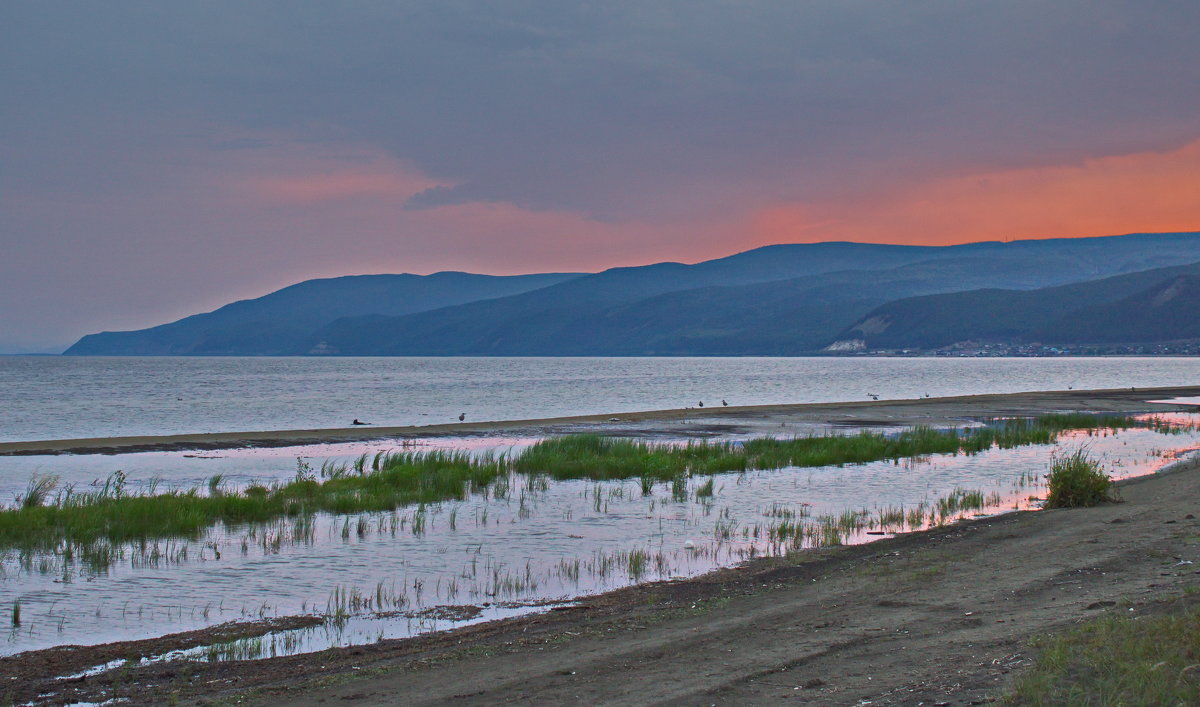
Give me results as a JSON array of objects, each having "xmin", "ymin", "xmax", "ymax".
[
  {"xmin": 0, "ymin": 413, "xmax": 1178, "ymax": 555},
  {"xmin": 1009, "ymin": 599, "xmax": 1200, "ymax": 705}
]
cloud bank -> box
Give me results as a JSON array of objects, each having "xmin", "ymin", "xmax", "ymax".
[{"xmin": 2, "ymin": 1, "xmax": 1199, "ymax": 349}]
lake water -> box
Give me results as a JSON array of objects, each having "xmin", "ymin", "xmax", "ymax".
[
  {"xmin": 3, "ymin": 355, "xmax": 1200, "ymax": 664},
  {"xmin": 2, "ymin": 356, "xmax": 1199, "ymax": 442}
]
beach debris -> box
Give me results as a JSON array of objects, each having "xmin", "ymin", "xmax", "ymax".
[{"xmin": 351, "ymin": 419, "xmax": 370, "ymax": 426}]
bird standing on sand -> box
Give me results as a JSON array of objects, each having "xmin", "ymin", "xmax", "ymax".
[{"xmin": 458, "ymin": 413, "xmax": 466, "ymax": 422}]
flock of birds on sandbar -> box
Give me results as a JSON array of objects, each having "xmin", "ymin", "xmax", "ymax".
[
  {"xmin": 349, "ymin": 400, "xmax": 741, "ymax": 427},
  {"xmin": 345, "ymin": 390, "xmax": 994, "ymax": 427}
]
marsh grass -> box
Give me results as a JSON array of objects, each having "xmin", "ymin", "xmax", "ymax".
[
  {"xmin": 1044, "ymin": 450, "xmax": 1114, "ymax": 508},
  {"xmin": 20, "ymin": 475, "xmax": 59, "ymax": 509},
  {"xmin": 0, "ymin": 450, "xmax": 499, "ymax": 556},
  {"xmin": 0, "ymin": 413, "xmax": 1161, "ymax": 557},
  {"xmin": 1009, "ymin": 603, "xmax": 1200, "ymax": 705},
  {"xmin": 517, "ymin": 415, "xmax": 1147, "ymax": 483}
]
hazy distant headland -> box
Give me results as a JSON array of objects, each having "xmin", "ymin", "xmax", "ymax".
[{"xmin": 65, "ymin": 231, "xmax": 1200, "ymax": 357}]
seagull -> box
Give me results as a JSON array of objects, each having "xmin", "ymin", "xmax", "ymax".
[
  {"xmin": 722, "ymin": 399, "xmax": 728, "ymax": 406},
  {"xmin": 458, "ymin": 413, "xmax": 466, "ymax": 422}
]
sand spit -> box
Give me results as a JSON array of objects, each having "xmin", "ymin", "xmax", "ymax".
[{"xmin": 4, "ymin": 384, "xmax": 1200, "ymax": 456}]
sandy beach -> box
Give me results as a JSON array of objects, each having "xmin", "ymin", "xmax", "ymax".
[{"xmin": 4, "ymin": 384, "xmax": 1199, "ymax": 456}]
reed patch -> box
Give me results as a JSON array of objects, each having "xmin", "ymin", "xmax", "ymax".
[{"xmin": 0, "ymin": 414, "xmax": 1175, "ymax": 562}]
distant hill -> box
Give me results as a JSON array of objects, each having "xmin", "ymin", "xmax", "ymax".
[
  {"xmin": 65, "ymin": 231, "xmax": 1200, "ymax": 356},
  {"xmin": 829, "ymin": 262, "xmax": 1200, "ymax": 351},
  {"xmin": 64, "ymin": 272, "xmax": 582, "ymax": 355},
  {"xmin": 304, "ymin": 253, "xmax": 1120, "ymax": 355},
  {"xmin": 67, "ymin": 240, "xmax": 962, "ymax": 356},
  {"xmin": 303, "ymin": 232, "xmax": 1200, "ymax": 355},
  {"xmin": 1032, "ymin": 273, "xmax": 1200, "ymax": 344}
]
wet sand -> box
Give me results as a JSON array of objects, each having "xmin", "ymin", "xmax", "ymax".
[
  {"xmin": 9, "ymin": 445, "xmax": 1200, "ymax": 705},
  {"xmin": 4, "ymin": 384, "xmax": 1200, "ymax": 456}
]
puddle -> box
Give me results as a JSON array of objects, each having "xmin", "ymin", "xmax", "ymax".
[
  {"xmin": 58, "ymin": 600, "xmax": 571, "ymax": 681},
  {"xmin": 1149, "ymin": 396, "xmax": 1200, "ymax": 406}
]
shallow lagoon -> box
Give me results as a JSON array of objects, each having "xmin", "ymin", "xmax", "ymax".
[{"xmin": 4, "ymin": 415, "xmax": 1198, "ymax": 659}]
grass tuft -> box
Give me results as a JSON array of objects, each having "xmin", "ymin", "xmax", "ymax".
[
  {"xmin": 20, "ymin": 475, "xmax": 59, "ymax": 509},
  {"xmin": 1044, "ymin": 450, "xmax": 1113, "ymax": 508}
]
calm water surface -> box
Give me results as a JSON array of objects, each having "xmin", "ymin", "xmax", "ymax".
[
  {"xmin": 2, "ymin": 356, "xmax": 1198, "ymax": 442},
  {"xmin": 3, "ymin": 417, "xmax": 1199, "ymax": 658}
]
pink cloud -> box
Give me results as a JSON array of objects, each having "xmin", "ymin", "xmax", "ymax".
[{"xmin": 251, "ymin": 171, "xmax": 443, "ymax": 203}]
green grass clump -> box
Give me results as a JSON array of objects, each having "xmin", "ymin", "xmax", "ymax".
[
  {"xmin": 516, "ymin": 416, "xmax": 1135, "ymax": 482},
  {"xmin": 0, "ymin": 450, "xmax": 502, "ymax": 553},
  {"xmin": 514, "ymin": 435, "xmax": 745, "ymax": 481},
  {"xmin": 1044, "ymin": 450, "xmax": 1113, "ymax": 508},
  {"xmin": 1009, "ymin": 604, "xmax": 1200, "ymax": 705}
]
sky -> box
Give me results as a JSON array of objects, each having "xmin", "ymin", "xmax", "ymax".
[{"xmin": 2, "ymin": 1, "xmax": 1200, "ymax": 352}]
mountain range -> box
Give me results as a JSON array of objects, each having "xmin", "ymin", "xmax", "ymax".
[
  {"xmin": 830, "ymin": 262, "xmax": 1200, "ymax": 351},
  {"xmin": 64, "ymin": 232, "xmax": 1200, "ymax": 356}
]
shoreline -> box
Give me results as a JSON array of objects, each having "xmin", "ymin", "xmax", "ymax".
[
  {"xmin": 7, "ymin": 449, "xmax": 1200, "ymax": 705},
  {"xmin": 4, "ymin": 384, "xmax": 1200, "ymax": 456}
]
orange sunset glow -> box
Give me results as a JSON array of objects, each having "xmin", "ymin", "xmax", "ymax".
[{"xmin": 748, "ymin": 138, "xmax": 1200, "ymax": 247}]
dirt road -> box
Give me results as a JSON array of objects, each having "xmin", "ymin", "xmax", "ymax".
[{"xmin": 16, "ymin": 454, "xmax": 1200, "ymax": 706}]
